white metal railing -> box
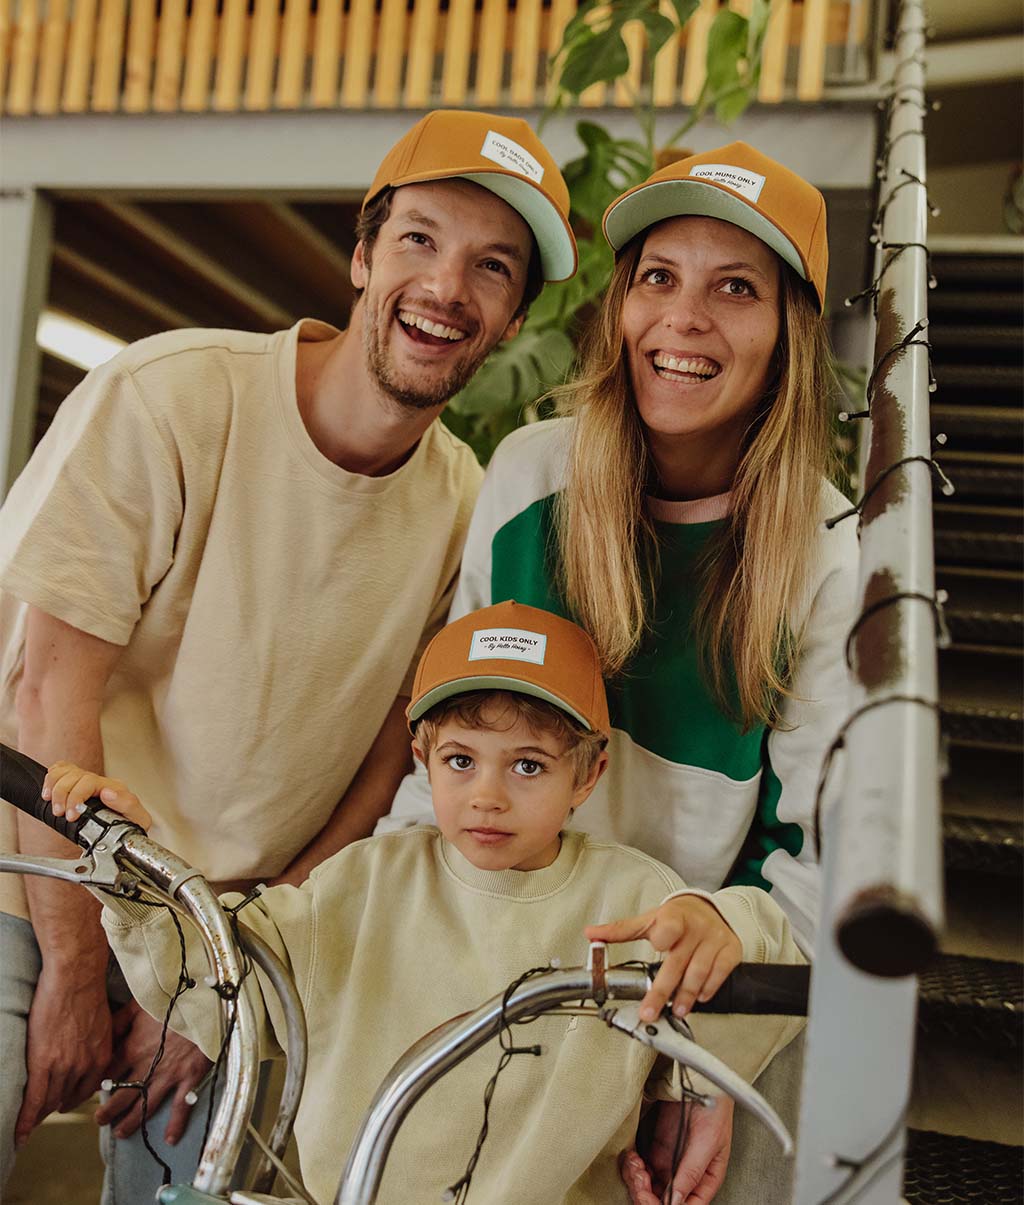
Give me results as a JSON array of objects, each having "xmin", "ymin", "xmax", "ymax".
[{"xmin": 795, "ymin": 0, "xmax": 944, "ymax": 1199}]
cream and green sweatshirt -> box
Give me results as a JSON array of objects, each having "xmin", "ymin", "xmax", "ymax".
[{"xmin": 102, "ymin": 828, "xmax": 803, "ymax": 1205}]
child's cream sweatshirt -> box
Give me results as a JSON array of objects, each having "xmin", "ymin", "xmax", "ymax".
[{"xmin": 102, "ymin": 827, "xmax": 803, "ymax": 1204}]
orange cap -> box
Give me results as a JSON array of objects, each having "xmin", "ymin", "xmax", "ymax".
[
  {"xmin": 407, "ymin": 601, "xmax": 610, "ymax": 736},
  {"xmin": 364, "ymin": 110, "xmax": 577, "ymax": 283},
  {"xmin": 602, "ymin": 141, "xmax": 828, "ymax": 311}
]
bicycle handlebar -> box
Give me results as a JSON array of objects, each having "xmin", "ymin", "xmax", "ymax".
[
  {"xmin": 0, "ymin": 742, "xmax": 260, "ymax": 1198},
  {"xmin": 0, "ymin": 742, "xmax": 113, "ymax": 845},
  {"xmin": 694, "ymin": 962, "xmax": 809, "ymax": 1015}
]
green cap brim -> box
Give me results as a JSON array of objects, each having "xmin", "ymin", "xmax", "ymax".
[
  {"xmin": 604, "ymin": 179, "xmax": 808, "ymax": 284},
  {"xmin": 408, "ymin": 676, "xmax": 592, "ymax": 730},
  {"xmin": 461, "ymin": 172, "xmax": 577, "ymax": 283}
]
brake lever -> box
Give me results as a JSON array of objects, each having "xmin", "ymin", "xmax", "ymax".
[
  {"xmin": 0, "ymin": 816, "xmax": 145, "ymax": 895},
  {"xmin": 597, "ymin": 999, "xmax": 794, "ymax": 1155}
]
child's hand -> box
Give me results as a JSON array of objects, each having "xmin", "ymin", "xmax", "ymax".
[
  {"xmin": 42, "ymin": 762, "xmax": 152, "ymax": 831},
  {"xmin": 585, "ymin": 895, "xmax": 742, "ymax": 1022}
]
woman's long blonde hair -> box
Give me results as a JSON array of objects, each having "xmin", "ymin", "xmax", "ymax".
[{"xmin": 552, "ymin": 236, "xmax": 836, "ymax": 730}]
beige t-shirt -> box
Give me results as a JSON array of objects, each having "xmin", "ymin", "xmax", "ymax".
[{"xmin": 0, "ymin": 321, "xmax": 483, "ymax": 918}]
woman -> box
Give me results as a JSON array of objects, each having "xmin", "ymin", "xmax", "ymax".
[{"xmin": 386, "ymin": 142, "xmax": 858, "ymax": 1203}]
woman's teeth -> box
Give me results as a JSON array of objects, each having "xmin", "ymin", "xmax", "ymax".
[
  {"xmin": 652, "ymin": 353, "xmax": 719, "ymax": 379},
  {"xmin": 398, "ymin": 311, "xmax": 467, "ymax": 342}
]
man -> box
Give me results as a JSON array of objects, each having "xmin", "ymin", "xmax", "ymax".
[{"xmin": 0, "ymin": 109, "xmax": 575, "ymax": 1201}]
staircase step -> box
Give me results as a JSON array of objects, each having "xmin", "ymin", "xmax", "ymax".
[
  {"xmin": 943, "ymin": 868, "xmax": 1023, "ymax": 964},
  {"xmin": 935, "ymin": 529, "xmax": 1024, "ymax": 569},
  {"xmin": 934, "ymin": 364, "xmax": 1024, "ymax": 394},
  {"xmin": 903, "ymin": 1129, "xmax": 1024, "ymax": 1205},
  {"xmin": 938, "ymin": 567, "xmax": 1023, "ymax": 647},
  {"xmin": 916, "ymin": 953, "xmax": 1023, "ymax": 1053},
  {"xmin": 945, "ymin": 608, "xmax": 1023, "ymax": 647},
  {"xmin": 929, "ymin": 324, "xmax": 1023, "ymax": 367},
  {"xmin": 944, "ymin": 815, "xmax": 1024, "ymax": 877},
  {"xmin": 939, "ymin": 453, "xmax": 1023, "ymax": 502},
  {"xmin": 934, "ymin": 505, "xmax": 1024, "ymax": 569},
  {"xmin": 939, "ymin": 645, "xmax": 1023, "ymax": 748},
  {"xmin": 928, "ymin": 290, "xmax": 1023, "ymax": 322},
  {"xmin": 932, "ymin": 404, "xmax": 1023, "ymax": 445},
  {"xmin": 943, "ymin": 745, "xmax": 1023, "ymax": 823},
  {"xmin": 931, "ymin": 253, "xmax": 1024, "ymax": 287}
]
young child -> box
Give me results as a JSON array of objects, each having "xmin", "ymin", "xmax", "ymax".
[{"xmin": 44, "ymin": 601, "xmax": 803, "ymax": 1205}]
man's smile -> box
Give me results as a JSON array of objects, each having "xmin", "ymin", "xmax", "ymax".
[{"xmin": 397, "ymin": 309, "xmax": 469, "ymax": 344}]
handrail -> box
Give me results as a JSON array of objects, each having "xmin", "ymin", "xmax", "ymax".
[
  {"xmin": 830, "ymin": 0, "xmax": 943, "ymax": 978},
  {"xmin": 794, "ymin": 1, "xmax": 941, "ymax": 1197},
  {"xmin": 0, "ymin": 0, "xmax": 868, "ymax": 118}
]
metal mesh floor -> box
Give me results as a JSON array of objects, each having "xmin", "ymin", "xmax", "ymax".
[
  {"xmin": 903, "ymin": 1129, "xmax": 1024, "ymax": 1204},
  {"xmin": 917, "ymin": 954, "xmax": 1024, "ymax": 1050}
]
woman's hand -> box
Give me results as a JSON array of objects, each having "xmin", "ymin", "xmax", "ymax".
[
  {"xmin": 585, "ymin": 895, "xmax": 742, "ymax": 1021},
  {"xmin": 43, "ymin": 761, "xmax": 152, "ymax": 831}
]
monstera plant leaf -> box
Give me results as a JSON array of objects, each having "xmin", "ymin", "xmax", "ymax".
[
  {"xmin": 528, "ymin": 236, "xmax": 617, "ymax": 330},
  {"xmin": 552, "ymin": 0, "xmax": 696, "ymax": 105},
  {"xmin": 448, "ymin": 326, "xmax": 577, "ymax": 419},
  {"xmin": 442, "ymin": 324, "xmax": 577, "ymax": 463},
  {"xmin": 563, "ymin": 121, "xmax": 653, "ymax": 230}
]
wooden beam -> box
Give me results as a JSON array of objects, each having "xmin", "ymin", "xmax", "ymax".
[
  {"xmin": 52, "ymin": 201, "xmax": 276, "ymax": 333},
  {"xmin": 289, "ymin": 202, "xmax": 362, "ymax": 260},
  {"xmin": 91, "ymin": 199, "xmax": 298, "ymax": 328},
  {"xmin": 48, "ymin": 264, "xmax": 176, "ymax": 343},
  {"xmin": 50, "ymin": 242, "xmax": 202, "ymax": 331},
  {"xmin": 233, "ymin": 202, "xmax": 355, "ymax": 318}
]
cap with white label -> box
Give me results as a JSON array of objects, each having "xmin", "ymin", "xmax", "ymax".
[
  {"xmin": 407, "ymin": 600, "xmax": 610, "ymax": 736},
  {"xmin": 363, "ymin": 110, "xmax": 577, "ymax": 282},
  {"xmin": 602, "ymin": 141, "xmax": 828, "ymax": 311}
]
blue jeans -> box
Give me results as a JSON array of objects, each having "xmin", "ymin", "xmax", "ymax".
[{"xmin": 1, "ymin": 911, "xmax": 238, "ymax": 1204}]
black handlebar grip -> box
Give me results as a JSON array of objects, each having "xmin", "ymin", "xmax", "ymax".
[
  {"xmin": 694, "ymin": 963, "xmax": 810, "ymax": 1016},
  {"xmin": 0, "ymin": 743, "xmax": 101, "ymax": 848}
]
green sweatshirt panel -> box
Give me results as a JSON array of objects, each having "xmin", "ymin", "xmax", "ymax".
[
  {"xmin": 726, "ymin": 733, "xmax": 805, "ymax": 889},
  {"xmin": 490, "ymin": 497, "xmax": 762, "ymax": 780},
  {"xmin": 490, "ymin": 495, "xmax": 568, "ymax": 618}
]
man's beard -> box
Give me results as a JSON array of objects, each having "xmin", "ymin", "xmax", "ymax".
[{"xmin": 362, "ymin": 300, "xmax": 492, "ymax": 412}]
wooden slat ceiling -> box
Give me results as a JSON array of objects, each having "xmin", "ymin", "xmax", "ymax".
[{"xmin": 40, "ymin": 195, "xmax": 363, "ymax": 444}]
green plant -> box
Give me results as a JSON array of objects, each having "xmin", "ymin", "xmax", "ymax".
[{"xmin": 443, "ymin": 0, "xmax": 771, "ymax": 464}]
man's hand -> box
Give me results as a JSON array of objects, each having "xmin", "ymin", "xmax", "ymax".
[
  {"xmin": 586, "ymin": 896, "xmax": 742, "ymax": 1022},
  {"xmin": 14, "ymin": 960, "xmax": 113, "ymax": 1147},
  {"xmin": 95, "ymin": 1001, "xmax": 211, "ymax": 1145},
  {"xmin": 621, "ymin": 1097, "xmax": 735, "ymax": 1205}
]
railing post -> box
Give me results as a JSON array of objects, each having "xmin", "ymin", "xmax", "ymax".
[
  {"xmin": 0, "ymin": 188, "xmax": 53, "ymax": 494},
  {"xmin": 795, "ymin": 0, "xmax": 943, "ymax": 1200}
]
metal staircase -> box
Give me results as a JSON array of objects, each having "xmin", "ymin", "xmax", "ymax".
[{"xmin": 904, "ymin": 243, "xmax": 1024, "ymax": 1203}]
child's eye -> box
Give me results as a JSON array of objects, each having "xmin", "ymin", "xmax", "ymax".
[
  {"xmin": 513, "ymin": 759, "xmax": 545, "ymax": 777},
  {"xmin": 443, "ymin": 754, "xmax": 474, "ymax": 771}
]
